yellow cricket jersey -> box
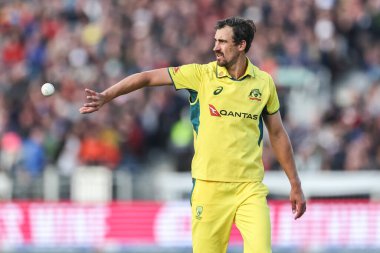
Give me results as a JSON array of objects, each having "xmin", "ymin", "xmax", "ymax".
[{"xmin": 167, "ymin": 58, "xmax": 280, "ymax": 182}]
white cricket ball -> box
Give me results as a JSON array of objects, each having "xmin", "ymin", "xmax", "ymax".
[{"xmin": 41, "ymin": 82, "xmax": 55, "ymax": 96}]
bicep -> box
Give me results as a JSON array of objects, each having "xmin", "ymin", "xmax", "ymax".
[
  {"xmin": 144, "ymin": 68, "xmax": 173, "ymax": 87},
  {"xmin": 263, "ymin": 111, "xmax": 285, "ymax": 136}
]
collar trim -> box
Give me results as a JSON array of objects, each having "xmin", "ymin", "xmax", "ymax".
[{"xmin": 215, "ymin": 58, "xmax": 255, "ymax": 80}]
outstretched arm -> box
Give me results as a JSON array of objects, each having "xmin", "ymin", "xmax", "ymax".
[
  {"xmin": 79, "ymin": 68, "xmax": 172, "ymax": 114},
  {"xmin": 263, "ymin": 112, "xmax": 306, "ymax": 220}
]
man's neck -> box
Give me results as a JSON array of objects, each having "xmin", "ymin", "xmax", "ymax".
[{"xmin": 227, "ymin": 56, "xmax": 248, "ymax": 80}]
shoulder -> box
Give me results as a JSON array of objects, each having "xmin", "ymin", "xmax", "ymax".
[
  {"xmin": 252, "ymin": 65, "xmax": 273, "ymax": 83},
  {"xmin": 186, "ymin": 61, "xmax": 217, "ymax": 79},
  {"xmin": 178, "ymin": 62, "xmax": 216, "ymax": 74},
  {"xmin": 198, "ymin": 61, "xmax": 218, "ymax": 74}
]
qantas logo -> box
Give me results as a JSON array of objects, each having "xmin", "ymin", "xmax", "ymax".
[
  {"xmin": 209, "ymin": 104, "xmax": 221, "ymax": 117},
  {"xmin": 208, "ymin": 104, "xmax": 258, "ymax": 120}
]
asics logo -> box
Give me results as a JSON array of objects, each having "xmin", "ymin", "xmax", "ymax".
[{"xmin": 213, "ymin": 86, "xmax": 223, "ymax": 95}]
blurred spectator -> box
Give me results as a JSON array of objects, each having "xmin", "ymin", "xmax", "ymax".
[
  {"xmin": 0, "ymin": 131, "xmax": 22, "ymax": 173},
  {"xmin": 13, "ymin": 127, "xmax": 45, "ymax": 199},
  {"xmin": 21, "ymin": 127, "xmax": 46, "ymax": 177}
]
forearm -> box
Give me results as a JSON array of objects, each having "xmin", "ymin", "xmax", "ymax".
[
  {"xmin": 269, "ymin": 130, "xmax": 301, "ymax": 187},
  {"xmin": 79, "ymin": 68, "xmax": 172, "ymax": 114},
  {"xmin": 101, "ymin": 68, "xmax": 172, "ymax": 104},
  {"xmin": 101, "ymin": 73, "xmax": 150, "ymax": 103},
  {"xmin": 264, "ymin": 113, "xmax": 306, "ymax": 218}
]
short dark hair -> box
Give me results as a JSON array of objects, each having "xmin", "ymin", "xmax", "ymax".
[{"xmin": 215, "ymin": 17, "xmax": 256, "ymax": 53}]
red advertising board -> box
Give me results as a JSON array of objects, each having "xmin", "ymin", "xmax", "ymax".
[{"xmin": 0, "ymin": 200, "xmax": 379, "ymax": 248}]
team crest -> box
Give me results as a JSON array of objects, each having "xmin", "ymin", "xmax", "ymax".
[
  {"xmin": 249, "ymin": 89, "xmax": 262, "ymax": 101},
  {"xmin": 195, "ymin": 206, "xmax": 203, "ymax": 220}
]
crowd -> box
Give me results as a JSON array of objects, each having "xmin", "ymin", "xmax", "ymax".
[{"xmin": 0, "ymin": 0, "xmax": 379, "ymax": 199}]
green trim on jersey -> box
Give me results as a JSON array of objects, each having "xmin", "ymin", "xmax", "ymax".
[
  {"xmin": 167, "ymin": 68, "xmax": 177, "ymax": 90},
  {"xmin": 265, "ymin": 108, "xmax": 280, "ymax": 115},
  {"xmin": 258, "ymin": 115, "xmax": 264, "ymax": 146},
  {"xmin": 190, "ymin": 178, "xmax": 196, "ymax": 206},
  {"xmin": 188, "ymin": 89, "xmax": 200, "ymax": 134}
]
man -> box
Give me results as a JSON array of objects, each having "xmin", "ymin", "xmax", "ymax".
[{"xmin": 80, "ymin": 17, "xmax": 306, "ymax": 253}]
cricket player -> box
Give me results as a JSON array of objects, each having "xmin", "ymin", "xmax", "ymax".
[{"xmin": 80, "ymin": 16, "xmax": 306, "ymax": 253}]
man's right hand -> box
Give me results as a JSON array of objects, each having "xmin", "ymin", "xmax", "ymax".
[
  {"xmin": 79, "ymin": 88, "xmax": 106, "ymax": 114},
  {"xmin": 290, "ymin": 183, "xmax": 306, "ymax": 220}
]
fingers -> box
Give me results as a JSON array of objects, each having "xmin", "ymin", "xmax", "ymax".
[
  {"xmin": 79, "ymin": 88, "xmax": 101, "ymax": 114},
  {"xmin": 291, "ymin": 200, "xmax": 296, "ymax": 215},
  {"xmin": 85, "ymin": 89, "xmax": 99, "ymax": 101},
  {"xmin": 79, "ymin": 106, "xmax": 97, "ymax": 114},
  {"xmin": 290, "ymin": 186, "xmax": 306, "ymax": 220},
  {"xmin": 79, "ymin": 101, "xmax": 100, "ymax": 113},
  {"xmin": 85, "ymin": 88, "xmax": 97, "ymax": 96},
  {"xmin": 83, "ymin": 102, "xmax": 97, "ymax": 107},
  {"xmin": 293, "ymin": 200, "xmax": 306, "ymax": 220}
]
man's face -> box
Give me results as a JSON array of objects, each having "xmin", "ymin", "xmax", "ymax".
[{"xmin": 213, "ymin": 26, "xmax": 243, "ymax": 68}]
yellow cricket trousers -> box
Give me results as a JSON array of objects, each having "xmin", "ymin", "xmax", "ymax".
[{"xmin": 191, "ymin": 179, "xmax": 271, "ymax": 253}]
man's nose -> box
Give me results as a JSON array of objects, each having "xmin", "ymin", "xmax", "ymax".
[{"xmin": 213, "ymin": 43, "xmax": 220, "ymax": 51}]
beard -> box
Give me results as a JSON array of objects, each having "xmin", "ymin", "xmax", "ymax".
[
  {"xmin": 215, "ymin": 51, "xmax": 239, "ymax": 68},
  {"xmin": 216, "ymin": 58, "xmax": 228, "ymax": 67},
  {"xmin": 215, "ymin": 52, "xmax": 228, "ymax": 67}
]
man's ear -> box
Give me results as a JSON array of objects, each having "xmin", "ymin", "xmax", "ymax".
[{"xmin": 239, "ymin": 40, "xmax": 247, "ymax": 52}]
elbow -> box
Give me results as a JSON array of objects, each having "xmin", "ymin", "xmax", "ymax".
[
  {"xmin": 270, "ymin": 127, "xmax": 291, "ymax": 144},
  {"xmin": 136, "ymin": 72, "xmax": 152, "ymax": 87}
]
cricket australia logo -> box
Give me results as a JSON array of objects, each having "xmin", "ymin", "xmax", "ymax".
[
  {"xmin": 249, "ymin": 89, "xmax": 262, "ymax": 101},
  {"xmin": 195, "ymin": 206, "xmax": 203, "ymax": 220}
]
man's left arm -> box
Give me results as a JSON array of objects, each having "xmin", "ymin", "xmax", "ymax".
[{"xmin": 263, "ymin": 112, "xmax": 306, "ymax": 220}]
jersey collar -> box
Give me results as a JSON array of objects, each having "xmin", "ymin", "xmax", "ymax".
[{"xmin": 216, "ymin": 57, "xmax": 255, "ymax": 80}]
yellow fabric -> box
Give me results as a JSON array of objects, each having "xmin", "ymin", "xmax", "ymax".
[
  {"xmin": 191, "ymin": 179, "xmax": 271, "ymax": 253},
  {"xmin": 168, "ymin": 59, "xmax": 280, "ymax": 182}
]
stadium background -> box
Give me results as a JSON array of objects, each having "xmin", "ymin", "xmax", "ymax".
[{"xmin": 0, "ymin": 0, "xmax": 380, "ymax": 252}]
